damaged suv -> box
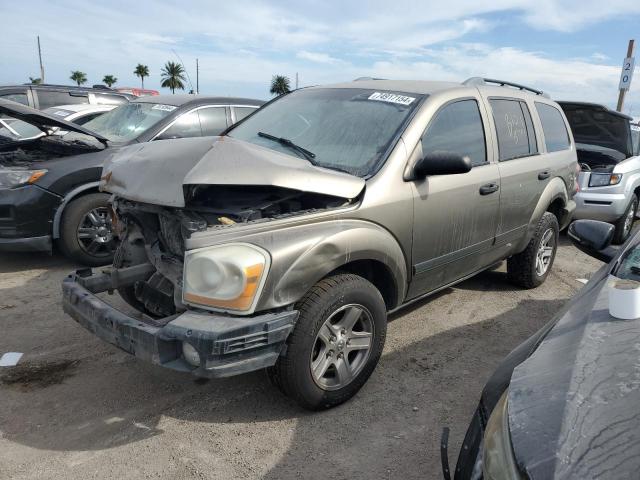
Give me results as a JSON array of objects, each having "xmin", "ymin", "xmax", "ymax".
[{"xmin": 63, "ymin": 78, "xmax": 577, "ymax": 410}]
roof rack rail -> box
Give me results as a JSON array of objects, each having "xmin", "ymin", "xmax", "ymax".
[
  {"xmin": 353, "ymin": 77, "xmax": 387, "ymax": 81},
  {"xmin": 463, "ymin": 77, "xmax": 549, "ymax": 97}
]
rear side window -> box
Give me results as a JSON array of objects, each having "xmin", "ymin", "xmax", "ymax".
[
  {"xmin": 536, "ymin": 103, "xmax": 570, "ymax": 152},
  {"xmin": 37, "ymin": 90, "xmax": 88, "ymax": 109},
  {"xmin": 233, "ymin": 106, "xmax": 257, "ymax": 122},
  {"xmin": 421, "ymin": 99, "xmax": 487, "ymax": 167},
  {"xmin": 490, "ymin": 99, "xmax": 538, "ymax": 161},
  {"xmin": 0, "ymin": 93, "xmax": 29, "ymax": 105},
  {"xmin": 198, "ymin": 106, "xmax": 228, "ymax": 136}
]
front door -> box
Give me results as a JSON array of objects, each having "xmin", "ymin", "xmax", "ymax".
[{"xmin": 408, "ymin": 98, "xmax": 501, "ymax": 299}]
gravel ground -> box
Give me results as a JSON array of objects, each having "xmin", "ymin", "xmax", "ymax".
[{"xmin": 0, "ymin": 238, "xmax": 601, "ymax": 480}]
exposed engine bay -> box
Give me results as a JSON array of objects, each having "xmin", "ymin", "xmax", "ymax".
[
  {"xmin": 112, "ymin": 186, "xmax": 352, "ymax": 318},
  {"xmin": 0, "ymin": 136, "xmax": 102, "ymax": 167}
]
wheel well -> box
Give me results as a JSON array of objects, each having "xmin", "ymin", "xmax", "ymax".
[
  {"xmin": 52, "ymin": 184, "xmax": 103, "ymax": 239},
  {"xmin": 331, "ymin": 259, "xmax": 398, "ymax": 311},
  {"xmin": 547, "ymin": 197, "xmax": 565, "ymax": 224},
  {"xmin": 634, "ymin": 185, "xmax": 640, "ymax": 201}
]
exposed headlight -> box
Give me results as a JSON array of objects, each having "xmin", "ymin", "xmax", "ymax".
[
  {"xmin": 0, "ymin": 169, "xmax": 47, "ymax": 188},
  {"xmin": 182, "ymin": 243, "xmax": 270, "ymax": 314},
  {"xmin": 589, "ymin": 172, "xmax": 622, "ymax": 187},
  {"xmin": 483, "ymin": 391, "xmax": 523, "ymax": 479}
]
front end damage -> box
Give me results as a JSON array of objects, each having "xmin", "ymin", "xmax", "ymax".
[
  {"xmin": 62, "ymin": 135, "xmax": 366, "ymax": 377},
  {"xmin": 63, "ymin": 192, "xmax": 358, "ymax": 377}
]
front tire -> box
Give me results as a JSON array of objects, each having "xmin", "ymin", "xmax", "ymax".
[
  {"xmin": 507, "ymin": 212, "xmax": 559, "ymax": 289},
  {"xmin": 612, "ymin": 194, "xmax": 637, "ymax": 245},
  {"xmin": 268, "ymin": 273, "xmax": 387, "ymax": 410},
  {"xmin": 58, "ymin": 193, "xmax": 115, "ymax": 267}
]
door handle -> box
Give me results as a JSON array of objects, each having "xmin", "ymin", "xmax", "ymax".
[
  {"xmin": 538, "ymin": 170, "xmax": 551, "ymax": 180},
  {"xmin": 479, "ymin": 183, "xmax": 499, "ymax": 195}
]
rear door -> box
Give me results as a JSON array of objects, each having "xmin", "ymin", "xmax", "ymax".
[
  {"xmin": 408, "ymin": 97, "xmax": 501, "ymax": 297},
  {"xmin": 486, "ymin": 97, "xmax": 547, "ymax": 248}
]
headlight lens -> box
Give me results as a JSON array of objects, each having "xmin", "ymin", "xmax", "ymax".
[
  {"xmin": 0, "ymin": 169, "xmax": 47, "ymax": 188},
  {"xmin": 483, "ymin": 391, "xmax": 523, "ymax": 479},
  {"xmin": 182, "ymin": 243, "xmax": 270, "ymax": 314},
  {"xmin": 589, "ymin": 172, "xmax": 622, "ymax": 187}
]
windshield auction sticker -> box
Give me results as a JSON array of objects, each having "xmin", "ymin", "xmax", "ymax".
[
  {"xmin": 368, "ymin": 92, "xmax": 416, "ymax": 105},
  {"xmin": 151, "ymin": 104, "xmax": 178, "ymax": 112}
]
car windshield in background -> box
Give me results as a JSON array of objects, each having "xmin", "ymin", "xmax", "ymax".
[
  {"xmin": 228, "ymin": 88, "xmax": 423, "ymax": 177},
  {"xmin": 82, "ymin": 102, "xmax": 176, "ymax": 142},
  {"xmin": 0, "ymin": 117, "xmax": 43, "ymax": 142}
]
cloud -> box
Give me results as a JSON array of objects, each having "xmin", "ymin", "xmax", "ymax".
[{"xmin": 297, "ymin": 51, "xmax": 344, "ymax": 65}]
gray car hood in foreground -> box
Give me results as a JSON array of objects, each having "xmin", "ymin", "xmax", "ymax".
[
  {"xmin": 508, "ymin": 274, "xmax": 640, "ymax": 479},
  {"xmin": 101, "ymin": 135, "xmax": 365, "ymax": 207}
]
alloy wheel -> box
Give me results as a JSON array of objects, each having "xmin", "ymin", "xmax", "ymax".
[
  {"xmin": 535, "ymin": 228, "xmax": 555, "ymax": 276},
  {"xmin": 310, "ymin": 304, "xmax": 374, "ymax": 391},
  {"xmin": 76, "ymin": 207, "xmax": 114, "ymax": 258}
]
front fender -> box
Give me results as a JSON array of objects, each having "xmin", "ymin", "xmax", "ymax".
[
  {"xmin": 517, "ymin": 177, "xmax": 568, "ymax": 251},
  {"xmin": 223, "ymin": 219, "xmax": 408, "ymax": 312}
]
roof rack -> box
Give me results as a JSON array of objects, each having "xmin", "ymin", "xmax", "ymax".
[
  {"xmin": 353, "ymin": 77, "xmax": 387, "ymax": 81},
  {"xmin": 463, "ymin": 77, "xmax": 549, "ymax": 98}
]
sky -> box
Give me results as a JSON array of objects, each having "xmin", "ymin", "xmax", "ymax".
[{"xmin": 0, "ymin": 0, "xmax": 639, "ymax": 116}]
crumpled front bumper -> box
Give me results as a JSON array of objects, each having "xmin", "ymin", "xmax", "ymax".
[{"xmin": 62, "ymin": 270, "xmax": 298, "ymax": 378}]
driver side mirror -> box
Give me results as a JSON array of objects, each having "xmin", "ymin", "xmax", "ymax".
[
  {"xmin": 568, "ymin": 220, "xmax": 617, "ymax": 263},
  {"xmin": 414, "ymin": 152, "xmax": 472, "ymax": 178}
]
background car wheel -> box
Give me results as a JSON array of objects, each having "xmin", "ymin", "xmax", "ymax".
[
  {"xmin": 58, "ymin": 193, "xmax": 115, "ymax": 267},
  {"xmin": 507, "ymin": 211, "xmax": 559, "ymax": 289},
  {"xmin": 612, "ymin": 194, "xmax": 637, "ymax": 245},
  {"xmin": 268, "ymin": 273, "xmax": 387, "ymax": 410}
]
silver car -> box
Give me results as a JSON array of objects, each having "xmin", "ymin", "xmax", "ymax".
[
  {"xmin": 560, "ymin": 102, "xmax": 640, "ymax": 243},
  {"xmin": 63, "ymin": 78, "xmax": 578, "ymax": 410}
]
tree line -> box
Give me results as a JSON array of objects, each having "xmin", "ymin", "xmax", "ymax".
[{"xmin": 31, "ymin": 64, "xmax": 295, "ymax": 96}]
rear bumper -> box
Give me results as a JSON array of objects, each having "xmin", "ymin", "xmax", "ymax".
[
  {"xmin": 560, "ymin": 199, "xmax": 576, "ymax": 230},
  {"xmin": 62, "ymin": 269, "xmax": 298, "ymax": 378},
  {"xmin": 572, "ymin": 191, "xmax": 629, "ymax": 222}
]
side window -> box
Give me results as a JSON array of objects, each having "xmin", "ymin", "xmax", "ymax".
[
  {"xmin": 198, "ymin": 107, "xmax": 228, "ymax": 136},
  {"xmin": 490, "ymin": 99, "xmax": 538, "ymax": 161},
  {"xmin": 37, "ymin": 90, "xmax": 88, "ymax": 109},
  {"xmin": 157, "ymin": 110, "xmax": 202, "ymax": 139},
  {"xmin": 233, "ymin": 106, "xmax": 257, "ymax": 123},
  {"xmin": 535, "ymin": 102, "xmax": 571, "ymax": 152},
  {"xmin": 0, "ymin": 93, "xmax": 29, "ymax": 105},
  {"xmin": 421, "ymin": 99, "xmax": 487, "ymax": 167}
]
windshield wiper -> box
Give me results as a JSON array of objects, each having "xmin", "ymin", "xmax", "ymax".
[{"xmin": 257, "ymin": 131, "xmax": 316, "ymax": 162}]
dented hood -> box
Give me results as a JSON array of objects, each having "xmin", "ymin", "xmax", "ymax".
[{"xmin": 101, "ymin": 135, "xmax": 365, "ymax": 207}]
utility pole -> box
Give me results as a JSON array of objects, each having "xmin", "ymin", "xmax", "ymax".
[
  {"xmin": 196, "ymin": 58, "xmax": 199, "ymax": 94},
  {"xmin": 295, "ymin": 72, "xmax": 299, "ymax": 89},
  {"xmin": 37, "ymin": 36, "xmax": 45, "ymax": 83},
  {"xmin": 617, "ymin": 39, "xmax": 635, "ymax": 112}
]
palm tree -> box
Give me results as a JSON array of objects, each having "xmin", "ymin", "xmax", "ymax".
[
  {"xmin": 70, "ymin": 71, "xmax": 87, "ymax": 86},
  {"xmin": 160, "ymin": 61, "xmax": 186, "ymax": 94},
  {"xmin": 270, "ymin": 75, "xmax": 291, "ymax": 96},
  {"xmin": 29, "ymin": 77, "xmax": 41, "ymax": 85},
  {"xmin": 134, "ymin": 64, "xmax": 149, "ymax": 88},
  {"xmin": 102, "ymin": 75, "xmax": 117, "ymax": 87}
]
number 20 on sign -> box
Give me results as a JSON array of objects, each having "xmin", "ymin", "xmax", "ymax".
[{"xmin": 619, "ymin": 57, "xmax": 635, "ymax": 90}]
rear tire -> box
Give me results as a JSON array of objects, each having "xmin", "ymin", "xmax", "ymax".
[
  {"xmin": 507, "ymin": 212, "xmax": 559, "ymax": 289},
  {"xmin": 58, "ymin": 193, "xmax": 115, "ymax": 267},
  {"xmin": 612, "ymin": 194, "xmax": 637, "ymax": 245},
  {"xmin": 268, "ymin": 273, "xmax": 387, "ymax": 410}
]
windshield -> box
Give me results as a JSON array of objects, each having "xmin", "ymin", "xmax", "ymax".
[
  {"xmin": 82, "ymin": 102, "xmax": 176, "ymax": 142},
  {"xmin": 228, "ymin": 88, "xmax": 422, "ymax": 177},
  {"xmin": 0, "ymin": 117, "xmax": 43, "ymax": 142}
]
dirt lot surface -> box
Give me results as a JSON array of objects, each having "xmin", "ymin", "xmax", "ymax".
[{"xmin": 0, "ymin": 238, "xmax": 602, "ymax": 480}]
